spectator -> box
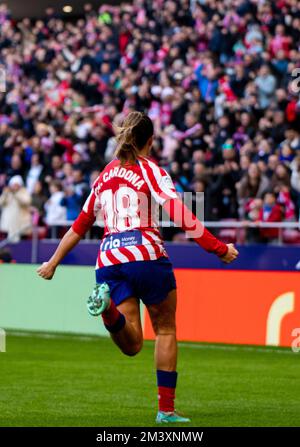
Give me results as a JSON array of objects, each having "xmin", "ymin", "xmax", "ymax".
[
  {"xmin": 195, "ymin": 61, "xmax": 219, "ymax": 103},
  {"xmin": 291, "ymin": 155, "xmax": 300, "ymax": 194},
  {"xmin": 271, "ymin": 163, "xmax": 292, "ymax": 191},
  {"xmin": 0, "ymin": 175, "xmax": 31, "ymax": 241},
  {"xmin": 60, "ymin": 185, "xmax": 82, "ymax": 221},
  {"xmin": 26, "ymin": 153, "xmax": 44, "ymax": 195},
  {"xmin": 31, "ymin": 180, "xmax": 47, "ymax": 221},
  {"xmin": 258, "ymin": 191, "xmax": 283, "ymax": 243},
  {"xmin": 237, "ymin": 164, "xmax": 270, "ymax": 218},
  {"xmin": 254, "ymin": 65, "xmax": 277, "ymax": 109},
  {"xmin": 277, "ymin": 186, "xmax": 296, "ymax": 222},
  {"xmin": 44, "ymin": 180, "xmax": 66, "ymax": 226},
  {"xmin": 72, "ymin": 168, "xmax": 89, "ymax": 202}
]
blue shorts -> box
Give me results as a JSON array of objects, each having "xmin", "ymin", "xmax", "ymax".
[{"xmin": 95, "ymin": 257, "xmax": 177, "ymax": 306}]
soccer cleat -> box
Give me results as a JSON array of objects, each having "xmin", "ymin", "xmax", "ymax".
[
  {"xmin": 156, "ymin": 411, "xmax": 191, "ymax": 424},
  {"xmin": 87, "ymin": 283, "xmax": 111, "ymax": 317}
]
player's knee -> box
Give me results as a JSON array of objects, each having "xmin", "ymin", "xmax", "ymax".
[
  {"xmin": 150, "ymin": 311, "xmax": 176, "ymax": 336},
  {"xmin": 152, "ymin": 321, "xmax": 176, "ymax": 336},
  {"xmin": 156, "ymin": 328, "xmax": 176, "ymax": 337},
  {"xmin": 122, "ymin": 340, "xmax": 143, "ymax": 357}
]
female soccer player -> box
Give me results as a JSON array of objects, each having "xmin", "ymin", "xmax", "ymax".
[{"xmin": 37, "ymin": 112, "xmax": 238, "ymax": 423}]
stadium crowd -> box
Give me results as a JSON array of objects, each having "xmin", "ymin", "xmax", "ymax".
[{"xmin": 0, "ymin": 0, "xmax": 300, "ymax": 243}]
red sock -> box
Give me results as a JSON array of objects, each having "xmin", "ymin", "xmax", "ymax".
[
  {"xmin": 101, "ymin": 300, "xmax": 121, "ymax": 327},
  {"xmin": 158, "ymin": 386, "xmax": 175, "ymax": 413}
]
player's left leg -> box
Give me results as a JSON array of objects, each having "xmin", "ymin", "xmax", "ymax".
[
  {"xmin": 112, "ymin": 297, "xmax": 143, "ymax": 356},
  {"xmin": 147, "ymin": 290, "xmax": 191, "ymax": 423},
  {"xmin": 87, "ymin": 283, "xmax": 143, "ymax": 356}
]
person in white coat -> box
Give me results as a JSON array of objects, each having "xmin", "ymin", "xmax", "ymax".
[{"xmin": 0, "ymin": 175, "xmax": 32, "ymax": 242}]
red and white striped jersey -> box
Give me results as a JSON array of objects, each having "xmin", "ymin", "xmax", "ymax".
[{"xmin": 72, "ymin": 156, "xmax": 178, "ymax": 269}]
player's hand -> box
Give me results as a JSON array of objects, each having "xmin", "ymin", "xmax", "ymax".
[
  {"xmin": 220, "ymin": 243, "xmax": 239, "ymax": 264},
  {"xmin": 37, "ymin": 262, "xmax": 56, "ymax": 280}
]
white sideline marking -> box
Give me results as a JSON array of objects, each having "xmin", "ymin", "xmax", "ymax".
[
  {"xmin": 9, "ymin": 331, "xmax": 96, "ymax": 342},
  {"xmin": 178, "ymin": 342, "xmax": 293, "ymax": 355},
  {"xmin": 7, "ymin": 331, "xmax": 293, "ymax": 355}
]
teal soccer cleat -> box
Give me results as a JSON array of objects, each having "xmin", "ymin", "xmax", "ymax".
[
  {"xmin": 87, "ymin": 283, "xmax": 111, "ymax": 317},
  {"xmin": 156, "ymin": 411, "xmax": 191, "ymax": 424}
]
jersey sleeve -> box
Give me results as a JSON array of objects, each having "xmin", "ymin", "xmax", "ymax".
[
  {"xmin": 139, "ymin": 159, "xmax": 178, "ymax": 205},
  {"xmin": 163, "ymin": 197, "xmax": 228, "ymax": 257},
  {"xmin": 72, "ymin": 188, "xmax": 97, "ymax": 237}
]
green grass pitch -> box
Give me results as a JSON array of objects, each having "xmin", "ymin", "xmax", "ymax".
[{"xmin": 0, "ymin": 333, "xmax": 299, "ymax": 427}]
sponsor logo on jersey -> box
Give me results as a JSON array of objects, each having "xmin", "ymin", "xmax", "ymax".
[
  {"xmin": 161, "ymin": 175, "xmax": 174, "ymax": 189},
  {"xmin": 101, "ymin": 230, "xmax": 143, "ymax": 251}
]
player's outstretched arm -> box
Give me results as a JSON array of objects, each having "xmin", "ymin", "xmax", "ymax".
[
  {"xmin": 163, "ymin": 197, "xmax": 239, "ymax": 264},
  {"xmin": 37, "ymin": 228, "xmax": 81, "ymax": 280},
  {"xmin": 37, "ymin": 186, "xmax": 97, "ymax": 280}
]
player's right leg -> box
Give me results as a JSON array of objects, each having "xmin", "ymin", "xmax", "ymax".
[{"xmin": 147, "ymin": 290, "xmax": 191, "ymax": 424}]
